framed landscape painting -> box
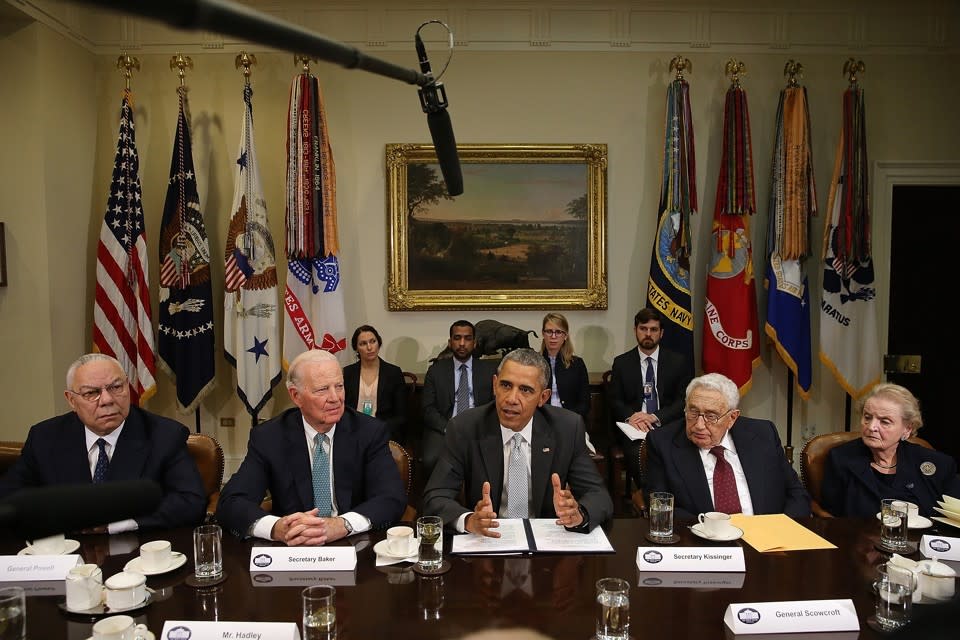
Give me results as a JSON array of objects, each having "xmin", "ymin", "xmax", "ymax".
[{"xmin": 386, "ymin": 143, "xmax": 607, "ymax": 310}]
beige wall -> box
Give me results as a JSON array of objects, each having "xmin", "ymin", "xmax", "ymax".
[{"xmin": 1, "ymin": 3, "xmax": 958, "ymax": 474}]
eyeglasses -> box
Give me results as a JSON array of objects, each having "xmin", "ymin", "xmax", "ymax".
[
  {"xmin": 543, "ymin": 329, "xmax": 567, "ymax": 337},
  {"xmin": 683, "ymin": 409, "xmax": 733, "ymax": 425},
  {"xmin": 67, "ymin": 381, "xmax": 128, "ymax": 403}
]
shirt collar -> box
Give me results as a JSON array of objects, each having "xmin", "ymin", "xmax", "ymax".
[
  {"xmin": 500, "ymin": 418, "xmax": 534, "ymax": 446},
  {"xmin": 638, "ymin": 345, "xmax": 661, "ymax": 361},
  {"xmin": 85, "ymin": 422, "xmax": 124, "ymax": 450},
  {"xmin": 303, "ymin": 417, "xmax": 337, "ymax": 442}
]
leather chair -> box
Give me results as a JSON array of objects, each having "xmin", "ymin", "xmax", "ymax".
[
  {"xmin": 601, "ymin": 369, "xmax": 630, "ymax": 513},
  {"xmin": 186, "ymin": 433, "xmax": 225, "ymax": 522},
  {"xmin": 800, "ymin": 431, "xmax": 934, "ymax": 517},
  {"xmin": 630, "ymin": 439, "xmax": 649, "ymax": 517},
  {"xmin": 0, "ymin": 440, "xmax": 23, "ymax": 477},
  {"xmin": 389, "ymin": 439, "xmax": 417, "ymax": 522}
]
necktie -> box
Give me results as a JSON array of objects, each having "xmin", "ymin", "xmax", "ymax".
[
  {"xmin": 711, "ymin": 446, "xmax": 742, "ymax": 514},
  {"xmin": 504, "ymin": 434, "xmax": 528, "ymax": 518},
  {"xmin": 455, "ymin": 363, "xmax": 470, "ymax": 415},
  {"xmin": 645, "ymin": 356, "xmax": 659, "ymax": 414},
  {"xmin": 92, "ymin": 438, "xmax": 109, "ymax": 483},
  {"xmin": 549, "ymin": 357, "xmax": 561, "ymax": 407},
  {"xmin": 312, "ymin": 433, "xmax": 332, "ymax": 516}
]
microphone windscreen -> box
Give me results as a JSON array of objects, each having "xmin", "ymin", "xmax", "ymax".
[
  {"xmin": 0, "ymin": 480, "xmax": 162, "ymax": 540},
  {"xmin": 427, "ymin": 109, "xmax": 464, "ymax": 196}
]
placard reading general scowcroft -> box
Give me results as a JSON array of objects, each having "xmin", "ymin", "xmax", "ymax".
[
  {"xmin": 248, "ymin": 546, "xmax": 356, "ymax": 572},
  {"xmin": 723, "ymin": 599, "xmax": 859, "ymax": 634}
]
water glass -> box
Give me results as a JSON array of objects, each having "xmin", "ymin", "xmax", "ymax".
[
  {"xmin": 648, "ymin": 492, "xmax": 674, "ymax": 538},
  {"xmin": 302, "ymin": 585, "xmax": 336, "ymax": 640},
  {"xmin": 880, "ymin": 499, "xmax": 909, "ymax": 550},
  {"xmin": 0, "ymin": 586, "xmax": 26, "ymax": 640},
  {"xmin": 875, "ymin": 570, "xmax": 913, "ymax": 631},
  {"xmin": 595, "ymin": 577, "xmax": 630, "ymax": 640},
  {"xmin": 193, "ymin": 524, "xmax": 223, "ymax": 581},
  {"xmin": 417, "ymin": 515, "xmax": 444, "ymax": 571},
  {"xmin": 418, "ymin": 575, "xmax": 444, "ymax": 620}
]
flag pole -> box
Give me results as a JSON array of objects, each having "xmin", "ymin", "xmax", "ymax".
[{"xmin": 784, "ymin": 370, "xmax": 794, "ymax": 465}]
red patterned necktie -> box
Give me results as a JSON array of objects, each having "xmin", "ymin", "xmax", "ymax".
[{"xmin": 710, "ymin": 446, "xmax": 742, "ymax": 514}]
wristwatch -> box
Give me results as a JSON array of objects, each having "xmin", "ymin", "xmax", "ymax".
[{"xmin": 340, "ymin": 517, "xmax": 353, "ymax": 535}]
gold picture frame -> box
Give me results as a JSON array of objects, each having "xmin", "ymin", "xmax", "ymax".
[{"xmin": 386, "ymin": 143, "xmax": 607, "ymax": 310}]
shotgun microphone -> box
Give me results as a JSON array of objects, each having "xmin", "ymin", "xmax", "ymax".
[{"xmin": 415, "ymin": 28, "xmax": 463, "ymax": 197}]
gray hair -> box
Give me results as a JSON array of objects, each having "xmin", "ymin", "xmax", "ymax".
[
  {"xmin": 66, "ymin": 353, "xmax": 124, "ymax": 389},
  {"xmin": 858, "ymin": 383, "xmax": 924, "ymax": 431},
  {"xmin": 497, "ymin": 348, "xmax": 550, "ymax": 389},
  {"xmin": 286, "ymin": 349, "xmax": 340, "ymax": 390},
  {"xmin": 686, "ymin": 372, "xmax": 740, "ymax": 411}
]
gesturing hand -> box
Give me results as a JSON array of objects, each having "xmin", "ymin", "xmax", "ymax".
[
  {"xmin": 465, "ymin": 481, "xmax": 500, "ymax": 538},
  {"xmin": 552, "ymin": 473, "xmax": 583, "ymax": 528}
]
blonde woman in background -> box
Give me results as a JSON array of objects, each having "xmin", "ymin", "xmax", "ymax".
[{"xmin": 540, "ymin": 313, "xmax": 595, "ymax": 453}]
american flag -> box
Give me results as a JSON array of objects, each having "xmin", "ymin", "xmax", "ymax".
[{"xmin": 93, "ymin": 91, "xmax": 157, "ymax": 405}]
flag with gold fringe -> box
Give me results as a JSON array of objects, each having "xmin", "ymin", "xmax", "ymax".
[
  {"xmin": 647, "ymin": 62, "xmax": 697, "ymax": 362},
  {"xmin": 224, "ymin": 81, "xmax": 281, "ymax": 417},
  {"xmin": 157, "ymin": 86, "xmax": 216, "ymax": 413},
  {"xmin": 764, "ymin": 78, "xmax": 815, "ymax": 399},
  {"xmin": 819, "ymin": 71, "xmax": 881, "ymax": 399},
  {"xmin": 282, "ymin": 70, "xmax": 348, "ymax": 367},
  {"xmin": 701, "ymin": 71, "xmax": 761, "ymax": 394}
]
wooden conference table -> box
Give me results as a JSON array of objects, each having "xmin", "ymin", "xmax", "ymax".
[{"xmin": 3, "ymin": 516, "xmax": 954, "ymax": 639}]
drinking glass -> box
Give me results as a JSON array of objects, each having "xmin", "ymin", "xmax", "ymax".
[
  {"xmin": 595, "ymin": 577, "xmax": 630, "ymax": 640},
  {"xmin": 875, "ymin": 569, "xmax": 913, "ymax": 631},
  {"xmin": 648, "ymin": 492, "xmax": 674, "ymax": 538},
  {"xmin": 880, "ymin": 499, "xmax": 908, "ymax": 550},
  {"xmin": 417, "ymin": 515, "xmax": 444, "ymax": 571},
  {"xmin": 302, "ymin": 585, "xmax": 336, "ymax": 640},
  {"xmin": 193, "ymin": 524, "xmax": 223, "ymax": 581},
  {"xmin": 0, "ymin": 586, "xmax": 26, "ymax": 640}
]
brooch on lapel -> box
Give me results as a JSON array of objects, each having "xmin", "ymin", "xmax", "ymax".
[{"xmin": 920, "ymin": 462, "xmax": 936, "ymax": 476}]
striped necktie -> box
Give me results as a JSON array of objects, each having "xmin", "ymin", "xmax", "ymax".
[
  {"xmin": 312, "ymin": 433, "xmax": 332, "ymax": 516},
  {"xmin": 711, "ymin": 446, "xmax": 742, "ymax": 514},
  {"xmin": 504, "ymin": 434, "xmax": 529, "ymax": 518},
  {"xmin": 92, "ymin": 438, "xmax": 110, "ymax": 483},
  {"xmin": 455, "ymin": 363, "xmax": 470, "ymax": 415}
]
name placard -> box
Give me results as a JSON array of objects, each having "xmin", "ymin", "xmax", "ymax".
[
  {"xmin": 250, "ymin": 570, "xmax": 356, "ymax": 588},
  {"xmin": 160, "ymin": 620, "xmax": 299, "ymax": 640},
  {"xmin": 724, "ymin": 599, "xmax": 859, "ymax": 634},
  {"xmin": 637, "ymin": 571, "xmax": 745, "ymax": 589},
  {"xmin": 0, "ymin": 555, "xmax": 80, "ymax": 582},
  {"xmin": 920, "ymin": 534, "xmax": 960, "ymax": 561},
  {"xmin": 249, "ymin": 546, "xmax": 357, "ymax": 572},
  {"xmin": 636, "ymin": 547, "xmax": 745, "ymax": 572}
]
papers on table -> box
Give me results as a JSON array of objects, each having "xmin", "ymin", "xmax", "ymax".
[
  {"xmin": 731, "ymin": 514, "xmax": 836, "ymax": 552},
  {"xmin": 450, "ymin": 518, "xmax": 614, "ymax": 555},
  {"xmin": 615, "ymin": 421, "xmax": 647, "ymax": 441}
]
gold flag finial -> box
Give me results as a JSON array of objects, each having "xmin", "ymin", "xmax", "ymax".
[
  {"xmin": 170, "ymin": 53, "xmax": 193, "ymax": 86},
  {"xmin": 670, "ymin": 56, "xmax": 692, "ymax": 80},
  {"xmin": 116, "ymin": 54, "xmax": 140, "ymax": 91},
  {"xmin": 783, "ymin": 60, "xmax": 804, "ymax": 87},
  {"xmin": 294, "ymin": 54, "xmax": 316, "ymax": 75},
  {"xmin": 725, "ymin": 58, "xmax": 746, "ymax": 87},
  {"xmin": 236, "ymin": 52, "xmax": 257, "ymax": 84},
  {"xmin": 843, "ymin": 58, "xmax": 865, "ymax": 84}
]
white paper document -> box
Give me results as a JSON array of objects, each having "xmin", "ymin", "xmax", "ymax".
[
  {"xmin": 450, "ymin": 518, "xmax": 614, "ymax": 554},
  {"xmin": 616, "ymin": 421, "xmax": 647, "ymax": 441},
  {"xmin": 528, "ymin": 518, "xmax": 614, "ymax": 552},
  {"xmin": 451, "ymin": 518, "xmax": 530, "ymax": 554}
]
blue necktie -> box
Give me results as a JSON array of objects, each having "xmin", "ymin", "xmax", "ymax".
[
  {"xmin": 312, "ymin": 433, "xmax": 332, "ymax": 516},
  {"xmin": 93, "ymin": 438, "xmax": 109, "ymax": 483},
  {"xmin": 645, "ymin": 356, "xmax": 659, "ymax": 414}
]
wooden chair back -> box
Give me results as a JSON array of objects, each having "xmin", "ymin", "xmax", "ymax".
[{"xmin": 187, "ymin": 433, "xmax": 225, "ymax": 520}]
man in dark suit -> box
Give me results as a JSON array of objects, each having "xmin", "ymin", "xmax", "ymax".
[
  {"xmin": 645, "ymin": 372, "xmax": 810, "ymax": 520},
  {"xmin": 421, "ymin": 320, "xmax": 498, "ymax": 482},
  {"xmin": 423, "ymin": 348, "xmax": 613, "ymax": 535},
  {"xmin": 0, "ymin": 353, "xmax": 206, "ymax": 532},
  {"xmin": 610, "ymin": 308, "xmax": 693, "ymax": 489},
  {"xmin": 216, "ymin": 349, "xmax": 405, "ymax": 545}
]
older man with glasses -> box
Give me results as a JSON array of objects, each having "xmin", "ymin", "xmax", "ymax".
[
  {"xmin": 0, "ymin": 353, "xmax": 206, "ymax": 532},
  {"xmin": 644, "ymin": 372, "xmax": 810, "ymax": 520}
]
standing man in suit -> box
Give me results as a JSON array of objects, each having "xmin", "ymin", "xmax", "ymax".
[
  {"xmin": 610, "ymin": 308, "xmax": 693, "ymax": 489},
  {"xmin": 0, "ymin": 353, "xmax": 206, "ymax": 532},
  {"xmin": 216, "ymin": 349, "xmax": 405, "ymax": 545},
  {"xmin": 645, "ymin": 372, "xmax": 810, "ymax": 520},
  {"xmin": 421, "ymin": 320, "xmax": 498, "ymax": 482},
  {"xmin": 423, "ymin": 348, "xmax": 613, "ymax": 535}
]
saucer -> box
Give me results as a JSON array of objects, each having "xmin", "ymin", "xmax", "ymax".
[
  {"xmin": 690, "ymin": 523, "xmax": 743, "ymax": 542},
  {"xmin": 124, "ymin": 551, "xmax": 187, "ymax": 576},
  {"xmin": 86, "ymin": 633, "xmax": 154, "ymax": 640},
  {"xmin": 59, "ymin": 589, "xmax": 154, "ymax": 618},
  {"xmin": 19, "ymin": 538, "xmax": 80, "ymax": 556},
  {"xmin": 875, "ymin": 512, "xmax": 933, "ymax": 530},
  {"xmin": 373, "ymin": 539, "xmax": 418, "ymax": 560}
]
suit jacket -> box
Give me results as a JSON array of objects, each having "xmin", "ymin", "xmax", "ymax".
[
  {"xmin": 422, "ymin": 356, "xmax": 498, "ymax": 435},
  {"xmin": 215, "ymin": 407, "xmax": 406, "ymax": 538},
  {"xmin": 821, "ymin": 439, "xmax": 960, "ymax": 518},
  {"xmin": 343, "ymin": 358, "xmax": 408, "ymax": 441},
  {"xmin": 645, "ymin": 416, "xmax": 811, "ymax": 520},
  {"xmin": 0, "ymin": 408, "xmax": 206, "ymax": 530},
  {"xmin": 610, "ymin": 346, "xmax": 692, "ymax": 428},
  {"xmin": 422, "ymin": 403, "xmax": 613, "ymax": 531},
  {"xmin": 550, "ymin": 355, "xmax": 590, "ymax": 420}
]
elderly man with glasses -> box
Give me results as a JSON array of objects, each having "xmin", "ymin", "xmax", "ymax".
[
  {"xmin": 645, "ymin": 372, "xmax": 810, "ymax": 520},
  {"xmin": 0, "ymin": 353, "xmax": 206, "ymax": 532}
]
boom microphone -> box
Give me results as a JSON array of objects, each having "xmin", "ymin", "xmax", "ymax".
[
  {"xmin": 416, "ymin": 29, "xmax": 464, "ymax": 197},
  {"xmin": 0, "ymin": 480, "xmax": 162, "ymax": 540}
]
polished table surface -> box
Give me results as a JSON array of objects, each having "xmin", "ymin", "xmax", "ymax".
[{"xmin": 3, "ymin": 516, "xmax": 956, "ymax": 639}]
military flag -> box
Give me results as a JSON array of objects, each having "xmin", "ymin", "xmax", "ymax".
[
  {"xmin": 701, "ymin": 74, "xmax": 761, "ymax": 394},
  {"xmin": 93, "ymin": 89, "xmax": 157, "ymax": 405},
  {"xmin": 157, "ymin": 86, "xmax": 216, "ymax": 412},
  {"xmin": 819, "ymin": 74, "xmax": 881, "ymax": 399},
  {"xmin": 647, "ymin": 62, "xmax": 697, "ymax": 362},
  {"xmin": 224, "ymin": 82, "xmax": 281, "ymax": 417},
  {"xmin": 764, "ymin": 79, "xmax": 815, "ymax": 399},
  {"xmin": 282, "ymin": 70, "xmax": 347, "ymax": 367}
]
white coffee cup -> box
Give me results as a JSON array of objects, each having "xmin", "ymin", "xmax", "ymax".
[
  {"xmin": 139, "ymin": 540, "xmax": 172, "ymax": 572},
  {"xmin": 66, "ymin": 563, "xmax": 103, "ymax": 611},
  {"xmin": 27, "ymin": 533, "xmax": 65, "ymax": 554},
  {"xmin": 698, "ymin": 511, "xmax": 735, "ymax": 537},
  {"xmin": 386, "ymin": 525, "xmax": 415, "ymax": 556},
  {"xmin": 91, "ymin": 614, "xmax": 150, "ymax": 640},
  {"xmin": 916, "ymin": 558, "xmax": 956, "ymax": 601},
  {"xmin": 104, "ymin": 571, "xmax": 146, "ymax": 610}
]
